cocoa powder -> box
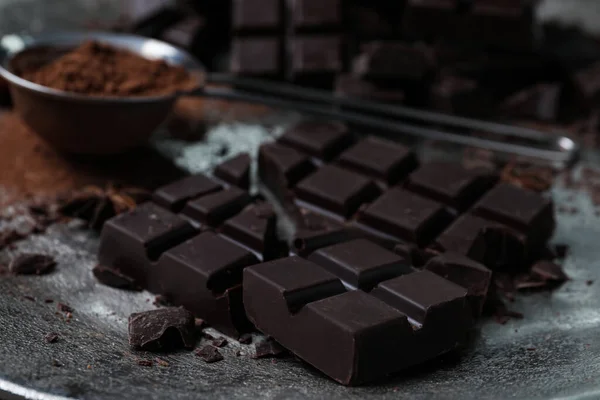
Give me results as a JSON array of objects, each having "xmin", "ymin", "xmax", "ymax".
[{"xmin": 17, "ymin": 41, "xmax": 198, "ymax": 97}]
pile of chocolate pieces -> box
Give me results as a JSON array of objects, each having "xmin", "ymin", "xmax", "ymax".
[{"xmin": 98, "ymin": 120, "xmax": 567, "ymax": 385}]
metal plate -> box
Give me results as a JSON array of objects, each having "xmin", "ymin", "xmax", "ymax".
[{"xmin": 0, "ymin": 108, "xmax": 599, "ymax": 400}]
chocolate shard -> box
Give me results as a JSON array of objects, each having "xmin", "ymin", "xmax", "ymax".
[
  {"xmin": 92, "ymin": 264, "xmax": 139, "ymax": 290},
  {"xmin": 252, "ymin": 339, "xmax": 287, "ymax": 359},
  {"xmin": 295, "ymin": 164, "xmax": 381, "ymax": 218},
  {"xmin": 9, "ymin": 254, "xmax": 56, "ymax": 275},
  {"xmin": 530, "ymin": 260, "xmax": 569, "ymax": 283},
  {"xmin": 214, "ymin": 154, "xmax": 251, "ymax": 190},
  {"xmin": 98, "ymin": 202, "xmax": 197, "ymax": 290},
  {"xmin": 128, "ymin": 307, "xmax": 195, "ymax": 350},
  {"xmin": 152, "ymin": 174, "xmax": 222, "ymax": 212},
  {"xmin": 152, "ymin": 231, "xmax": 259, "ymax": 336},
  {"xmin": 277, "ymin": 120, "xmax": 353, "ymax": 161},
  {"xmin": 195, "ymin": 345, "xmax": 224, "ymax": 363},
  {"xmin": 337, "ymin": 137, "xmax": 419, "ymax": 185},
  {"xmin": 424, "ymin": 253, "xmax": 492, "ymax": 317}
]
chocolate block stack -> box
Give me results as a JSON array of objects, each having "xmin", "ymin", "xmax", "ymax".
[{"xmin": 98, "ymin": 120, "xmax": 557, "ymax": 385}]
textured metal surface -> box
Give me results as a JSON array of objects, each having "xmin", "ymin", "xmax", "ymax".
[{"xmin": 0, "ymin": 109, "xmax": 599, "ymax": 400}]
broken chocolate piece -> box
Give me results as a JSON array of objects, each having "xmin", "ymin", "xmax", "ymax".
[
  {"xmin": 57, "ymin": 303, "xmax": 74, "ymax": 313},
  {"xmin": 92, "ymin": 264, "xmax": 138, "ymax": 290},
  {"xmin": 252, "ymin": 339, "xmax": 286, "ymax": 359},
  {"xmin": 211, "ymin": 337, "xmax": 228, "ymax": 348},
  {"xmin": 128, "ymin": 307, "xmax": 195, "ymax": 350},
  {"xmin": 9, "ymin": 254, "xmax": 56, "ymax": 275},
  {"xmin": 195, "ymin": 345, "xmax": 224, "ymax": 363},
  {"xmin": 44, "ymin": 332, "xmax": 59, "ymax": 343}
]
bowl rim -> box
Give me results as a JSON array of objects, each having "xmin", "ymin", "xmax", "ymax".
[{"xmin": 0, "ymin": 31, "xmax": 205, "ymax": 104}]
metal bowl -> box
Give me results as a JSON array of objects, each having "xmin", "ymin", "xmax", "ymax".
[{"xmin": 0, "ymin": 32, "xmax": 205, "ymax": 154}]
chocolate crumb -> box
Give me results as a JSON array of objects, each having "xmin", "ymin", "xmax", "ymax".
[
  {"xmin": 587, "ymin": 280, "xmax": 594, "ymax": 286},
  {"xmin": 156, "ymin": 357, "xmax": 169, "ymax": 367},
  {"xmin": 44, "ymin": 332, "xmax": 59, "ymax": 343},
  {"xmin": 92, "ymin": 264, "xmax": 138, "ymax": 290},
  {"xmin": 9, "ymin": 254, "xmax": 56, "ymax": 275},
  {"xmin": 526, "ymin": 346, "xmax": 536, "ymax": 351},
  {"xmin": 195, "ymin": 345, "xmax": 223, "ymax": 363},
  {"xmin": 23, "ymin": 295, "xmax": 35, "ymax": 302},
  {"xmin": 57, "ymin": 303, "xmax": 74, "ymax": 313},
  {"xmin": 212, "ymin": 338, "xmax": 228, "ymax": 348},
  {"xmin": 51, "ymin": 360, "xmax": 63, "ymax": 367},
  {"xmin": 235, "ymin": 350, "xmax": 242, "ymax": 357},
  {"xmin": 137, "ymin": 359, "xmax": 153, "ymax": 367},
  {"xmin": 44, "ymin": 299, "xmax": 54, "ymax": 303},
  {"xmin": 238, "ymin": 334, "xmax": 253, "ymax": 344},
  {"xmin": 252, "ymin": 339, "xmax": 286, "ymax": 359}
]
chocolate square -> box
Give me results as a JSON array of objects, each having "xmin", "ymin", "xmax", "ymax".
[
  {"xmin": 277, "ymin": 120, "xmax": 353, "ymax": 160},
  {"xmin": 230, "ymin": 37, "xmax": 282, "ymax": 78},
  {"xmin": 181, "ymin": 187, "xmax": 252, "ymax": 227},
  {"xmin": 152, "ymin": 174, "xmax": 221, "ymax": 212}
]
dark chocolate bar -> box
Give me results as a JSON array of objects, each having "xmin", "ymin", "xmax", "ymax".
[
  {"xmin": 405, "ymin": 162, "xmax": 498, "ymax": 211},
  {"xmin": 243, "ymin": 255, "xmax": 471, "ymax": 385},
  {"xmin": 214, "ymin": 153, "xmax": 251, "ymax": 190},
  {"xmin": 295, "ymin": 164, "xmax": 381, "ymax": 218},
  {"xmin": 153, "ymin": 231, "xmax": 258, "ymax": 336},
  {"xmin": 336, "ymin": 137, "xmax": 419, "ymax": 185},
  {"xmin": 357, "ymin": 187, "xmax": 453, "ymax": 246},
  {"xmin": 98, "ymin": 202, "xmax": 197, "ymax": 289},
  {"xmin": 277, "ymin": 121, "xmax": 353, "ymax": 161},
  {"xmin": 152, "ymin": 174, "xmax": 221, "ymax": 212}
]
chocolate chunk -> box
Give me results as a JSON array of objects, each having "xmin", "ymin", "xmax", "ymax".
[
  {"xmin": 98, "ymin": 202, "xmax": 197, "ymax": 289},
  {"xmin": 238, "ymin": 333, "xmax": 253, "ymax": 344},
  {"xmin": 406, "ymin": 162, "xmax": 498, "ymax": 211},
  {"xmin": 153, "ymin": 231, "xmax": 258, "ymax": 336},
  {"xmin": 309, "ymin": 239, "xmax": 413, "ymax": 289},
  {"xmin": 214, "ymin": 154, "xmax": 251, "ymax": 190},
  {"xmin": 259, "ymin": 143, "xmax": 315, "ymax": 197},
  {"xmin": 500, "ymin": 83, "xmax": 562, "ymax": 122},
  {"xmin": 232, "ymin": 0, "xmax": 282, "ymax": 33},
  {"xmin": 277, "ymin": 121, "xmax": 353, "ymax": 161},
  {"xmin": 128, "ymin": 307, "xmax": 195, "ymax": 350},
  {"xmin": 335, "ymin": 75, "xmax": 406, "ymax": 104},
  {"xmin": 230, "ymin": 37, "xmax": 283, "ymax": 78},
  {"xmin": 290, "ymin": 0, "xmax": 341, "ymax": 32},
  {"xmin": 434, "ymin": 214, "xmax": 527, "ymax": 271},
  {"xmin": 243, "ymin": 257, "xmax": 471, "ymax": 385},
  {"xmin": 221, "ymin": 203, "xmax": 285, "ymax": 260},
  {"xmin": 44, "ymin": 332, "xmax": 59, "ymax": 343},
  {"xmin": 295, "ymin": 165, "xmax": 381, "ymax": 218},
  {"xmin": 431, "ymin": 76, "xmax": 492, "ymax": 117},
  {"xmin": 531, "ymin": 261, "xmax": 569, "ymax": 283},
  {"xmin": 137, "ymin": 359, "xmax": 153, "ymax": 367},
  {"xmin": 211, "ymin": 337, "xmax": 228, "ymax": 348},
  {"xmin": 424, "ymin": 253, "xmax": 492, "ymax": 317},
  {"xmin": 92, "ymin": 264, "xmax": 138, "ymax": 290},
  {"xmin": 152, "ymin": 175, "xmax": 221, "ymax": 212},
  {"xmin": 289, "ymin": 35, "xmax": 342, "ymax": 88},
  {"xmin": 195, "ymin": 345, "xmax": 224, "ymax": 363},
  {"xmin": 352, "ymin": 42, "xmax": 437, "ymax": 82},
  {"xmin": 291, "ymin": 208, "xmax": 355, "ymax": 256},
  {"xmin": 252, "ymin": 339, "xmax": 286, "ymax": 359},
  {"xmin": 57, "ymin": 303, "xmax": 74, "ymax": 313},
  {"xmin": 9, "ymin": 254, "xmax": 56, "ymax": 275},
  {"xmin": 181, "ymin": 187, "xmax": 252, "ymax": 227},
  {"xmin": 337, "ymin": 137, "xmax": 418, "ymax": 185},
  {"xmin": 472, "ymin": 183, "xmax": 555, "ymax": 248},
  {"xmin": 358, "ymin": 188, "xmax": 453, "ymax": 246}
]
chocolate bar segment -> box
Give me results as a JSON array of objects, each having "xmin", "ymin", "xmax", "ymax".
[
  {"xmin": 291, "ymin": 208, "xmax": 356, "ymax": 256},
  {"xmin": 214, "ymin": 154, "xmax": 251, "ymax": 190},
  {"xmin": 98, "ymin": 202, "xmax": 197, "ymax": 289},
  {"xmin": 472, "ymin": 183, "xmax": 555, "ymax": 248},
  {"xmin": 289, "ymin": 35, "xmax": 343, "ymax": 88},
  {"xmin": 406, "ymin": 162, "xmax": 498, "ymax": 211},
  {"xmin": 337, "ymin": 137, "xmax": 418, "ymax": 185},
  {"xmin": 295, "ymin": 165, "xmax": 381, "ymax": 218},
  {"xmin": 308, "ymin": 239, "xmax": 414, "ymax": 289},
  {"xmin": 277, "ymin": 121, "xmax": 353, "ymax": 161},
  {"xmin": 424, "ymin": 253, "xmax": 491, "ymax": 317},
  {"xmin": 259, "ymin": 143, "xmax": 315, "ymax": 197},
  {"xmin": 357, "ymin": 188, "xmax": 453, "ymax": 246},
  {"xmin": 230, "ymin": 37, "xmax": 283, "ymax": 78},
  {"xmin": 221, "ymin": 203, "xmax": 286, "ymax": 260},
  {"xmin": 153, "ymin": 231, "xmax": 259, "ymax": 336},
  {"xmin": 244, "ymin": 257, "xmax": 471, "ymax": 385},
  {"xmin": 232, "ymin": 0, "xmax": 283, "ymax": 33},
  {"xmin": 181, "ymin": 187, "xmax": 252, "ymax": 227},
  {"xmin": 152, "ymin": 174, "xmax": 221, "ymax": 212},
  {"xmin": 289, "ymin": 0, "xmax": 341, "ymax": 32}
]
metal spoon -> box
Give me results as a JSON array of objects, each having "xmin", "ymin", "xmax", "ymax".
[{"xmin": 0, "ymin": 32, "xmax": 580, "ymax": 165}]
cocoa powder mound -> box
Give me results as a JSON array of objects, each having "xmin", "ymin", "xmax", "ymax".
[{"xmin": 18, "ymin": 41, "xmax": 198, "ymax": 97}]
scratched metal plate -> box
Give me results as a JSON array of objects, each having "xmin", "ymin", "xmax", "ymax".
[{"xmin": 0, "ymin": 104, "xmax": 599, "ymax": 400}]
